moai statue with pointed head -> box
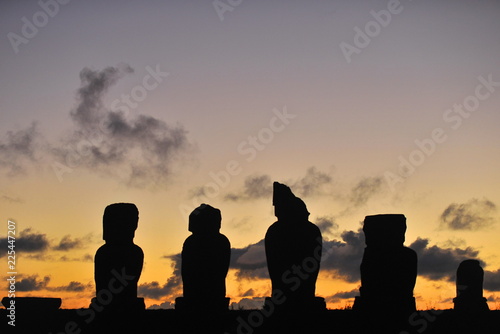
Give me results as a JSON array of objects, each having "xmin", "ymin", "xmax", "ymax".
[
  {"xmin": 94, "ymin": 203, "xmax": 144, "ymax": 313},
  {"xmin": 175, "ymin": 204, "xmax": 231, "ymax": 312},
  {"xmin": 264, "ymin": 182, "xmax": 325, "ymax": 312},
  {"xmin": 453, "ymin": 259, "xmax": 489, "ymax": 312},
  {"xmin": 354, "ymin": 214, "xmax": 417, "ymax": 325}
]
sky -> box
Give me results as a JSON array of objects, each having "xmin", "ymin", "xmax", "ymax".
[{"xmin": 1, "ymin": 0, "xmax": 499, "ymax": 310}]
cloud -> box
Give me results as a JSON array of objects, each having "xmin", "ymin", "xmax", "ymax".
[
  {"xmin": 224, "ymin": 174, "xmax": 272, "ymax": 201},
  {"xmin": 230, "ymin": 297, "xmax": 266, "ymax": 310},
  {"xmin": 53, "ymin": 234, "xmax": 93, "ymax": 251},
  {"xmin": 325, "ymin": 288, "xmax": 359, "ymax": 303},
  {"xmin": 484, "ymin": 269, "xmax": 500, "ymax": 292},
  {"xmin": 147, "ymin": 301, "xmax": 175, "ymax": 310},
  {"xmin": 47, "ymin": 281, "xmax": 93, "ymax": 292},
  {"xmin": 348, "ymin": 176, "xmax": 384, "ymax": 207},
  {"xmin": 53, "ymin": 65, "xmax": 193, "ymax": 188},
  {"xmin": 0, "ymin": 228, "xmax": 50, "ymax": 257},
  {"xmin": 315, "ymin": 216, "xmax": 339, "ymax": 236},
  {"xmin": 230, "ymin": 239, "xmax": 269, "ymax": 280},
  {"xmin": 222, "ymin": 167, "xmax": 332, "ymax": 201},
  {"xmin": 138, "ymin": 253, "xmax": 182, "ymax": 299},
  {"xmin": 439, "ymin": 198, "xmax": 497, "ymax": 230},
  {"xmin": 320, "ymin": 229, "xmax": 365, "ymax": 283},
  {"xmin": 292, "ymin": 167, "xmax": 333, "ymax": 197},
  {"xmin": 409, "ymin": 237, "xmax": 482, "ymax": 281},
  {"xmin": 0, "ymin": 123, "xmax": 45, "ymax": 177},
  {"xmin": 16, "ymin": 275, "xmax": 51, "ymax": 291},
  {"xmin": 0, "ymin": 195, "xmax": 23, "ymax": 204}
]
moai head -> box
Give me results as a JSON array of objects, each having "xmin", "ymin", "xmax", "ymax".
[
  {"xmin": 273, "ymin": 182, "xmax": 310, "ymax": 221},
  {"xmin": 189, "ymin": 204, "xmax": 221, "ymax": 234},
  {"xmin": 456, "ymin": 259, "xmax": 484, "ymax": 298},
  {"xmin": 103, "ymin": 203, "xmax": 139, "ymax": 243},
  {"xmin": 363, "ymin": 214, "xmax": 406, "ymax": 248}
]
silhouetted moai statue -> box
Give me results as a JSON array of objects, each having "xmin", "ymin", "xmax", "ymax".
[
  {"xmin": 175, "ymin": 204, "xmax": 231, "ymax": 313},
  {"xmin": 353, "ymin": 214, "xmax": 417, "ymax": 332},
  {"xmin": 453, "ymin": 259, "xmax": 489, "ymax": 312},
  {"xmin": 264, "ymin": 182, "xmax": 325, "ymax": 315},
  {"xmin": 93, "ymin": 203, "xmax": 145, "ymax": 314}
]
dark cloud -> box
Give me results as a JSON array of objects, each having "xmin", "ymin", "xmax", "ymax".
[
  {"xmin": 230, "ymin": 239, "xmax": 269, "ymax": 280},
  {"xmin": 230, "ymin": 297, "xmax": 266, "ymax": 310},
  {"xmin": 47, "ymin": 281, "xmax": 92, "ymax": 292},
  {"xmin": 484, "ymin": 269, "xmax": 500, "ymax": 292},
  {"xmin": 440, "ymin": 198, "xmax": 497, "ymax": 231},
  {"xmin": 0, "ymin": 228, "xmax": 50, "ymax": 257},
  {"xmin": 53, "ymin": 234, "xmax": 93, "ymax": 251},
  {"xmin": 16, "ymin": 275, "xmax": 50, "ymax": 291},
  {"xmin": 325, "ymin": 288, "xmax": 359, "ymax": 303},
  {"xmin": 138, "ymin": 253, "xmax": 182, "ymax": 299},
  {"xmin": 320, "ymin": 229, "xmax": 365, "ymax": 283},
  {"xmin": 409, "ymin": 237, "xmax": 482, "ymax": 281},
  {"xmin": 348, "ymin": 176, "xmax": 384, "ymax": 207},
  {"xmin": 0, "ymin": 123, "xmax": 44, "ymax": 176},
  {"xmin": 54, "ymin": 65, "xmax": 193, "ymax": 188},
  {"xmin": 147, "ymin": 301, "xmax": 175, "ymax": 310},
  {"xmin": 315, "ymin": 216, "xmax": 339, "ymax": 236}
]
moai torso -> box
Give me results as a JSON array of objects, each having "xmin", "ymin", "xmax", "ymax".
[
  {"xmin": 265, "ymin": 182, "xmax": 323, "ymax": 304},
  {"xmin": 358, "ymin": 214, "xmax": 417, "ymax": 312},
  {"xmin": 181, "ymin": 204, "xmax": 231, "ymax": 301},
  {"xmin": 94, "ymin": 203, "xmax": 144, "ymax": 311},
  {"xmin": 454, "ymin": 259, "xmax": 489, "ymax": 312}
]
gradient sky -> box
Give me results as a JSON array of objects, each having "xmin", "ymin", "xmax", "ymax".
[{"xmin": 1, "ymin": 0, "xmax": 499, "ymax": 310}]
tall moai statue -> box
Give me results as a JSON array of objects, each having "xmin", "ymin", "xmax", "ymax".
[
  {"xmin": 94, "ymin": 203, "xmax": 145, "ymax": 313},
  {"xmin": 354, "ymin": 214, "xmax": 417, "ymax": 318},
  {"xmin": 264, "ymin": 182, "xmax": 325, "ymax": 312},
  {"xmin": 453, "ymin": 259, "xmax": 489, "ymax": 312},
  {"xmin": 175, "ymin": 204, "xmax": 231, "ymax": 312}
]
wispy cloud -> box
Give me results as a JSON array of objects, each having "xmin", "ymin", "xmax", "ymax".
[
  {"xmin": 0, "ymin": 123, "xmax": 45, "ymax": 176},
  {"xmin": 222, "ymin": 167, "xmax": 332, "ymax": 201},
  {"xmin": 439, "ymin": 198, "xmax": 497, "ymax": 231},
  {"xmin": 54, "ymin": 65, "xmax": 194, "ymax": 188},
  {"xmin": 348, "ymin": 176, "xmax": 384, "ymax": 207}
]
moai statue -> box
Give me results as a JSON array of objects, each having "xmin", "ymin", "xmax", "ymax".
[
  {"xmin": 453, "ymin": 259, "xmax": 489, "ymax": 312},
  {"xmin": 264, "ymin": 182, "xmax": 325, "ymax": 312},
  {"xmin": 354, "ymin": 214, "xmax": 417, "ymax": 319},
  {"xmin": 175, "ymin": 204, "xmax": 231, "ymax": 312},
  {"xmin": 94, "ymin": 203, "xmax": 145, "ymax": 313}
]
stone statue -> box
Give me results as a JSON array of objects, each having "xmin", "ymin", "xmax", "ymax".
[
  {"xmin": 264, "ymin": 182, "xmax": 325, "ymax": 312},
  {"xmin": 453, "ymin": 259, "xmax": 489, "ymax": 312},
  {"xmin": 94, "ymin": 203, "xmax": 144, "ymax": 313},
  {"xmin": 176, "ymin": 204, "xmax": 231, "ymax": 312},
  {"xmin": 353, "ymin": 214, "xmax": 417, "ymax": 332}
]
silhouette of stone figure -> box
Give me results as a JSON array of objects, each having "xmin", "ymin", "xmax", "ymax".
[
  {"xmin": 264, "ymin": 182, "xmax": 325, "ymax": 313},
  {"xmin": 453, "ymin": 259, "xmax": 489, "ymax": 312},
  {"xmin": 175, "ymin": 204, "xmax": 231, "ymax": 312},
  {"xmin": 93, "ymin": 203, "xmax": 144, "ymax": 313},
  {"xmin": 354, "ymin": 214, "xmax": 417, "ymax": 330}
]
